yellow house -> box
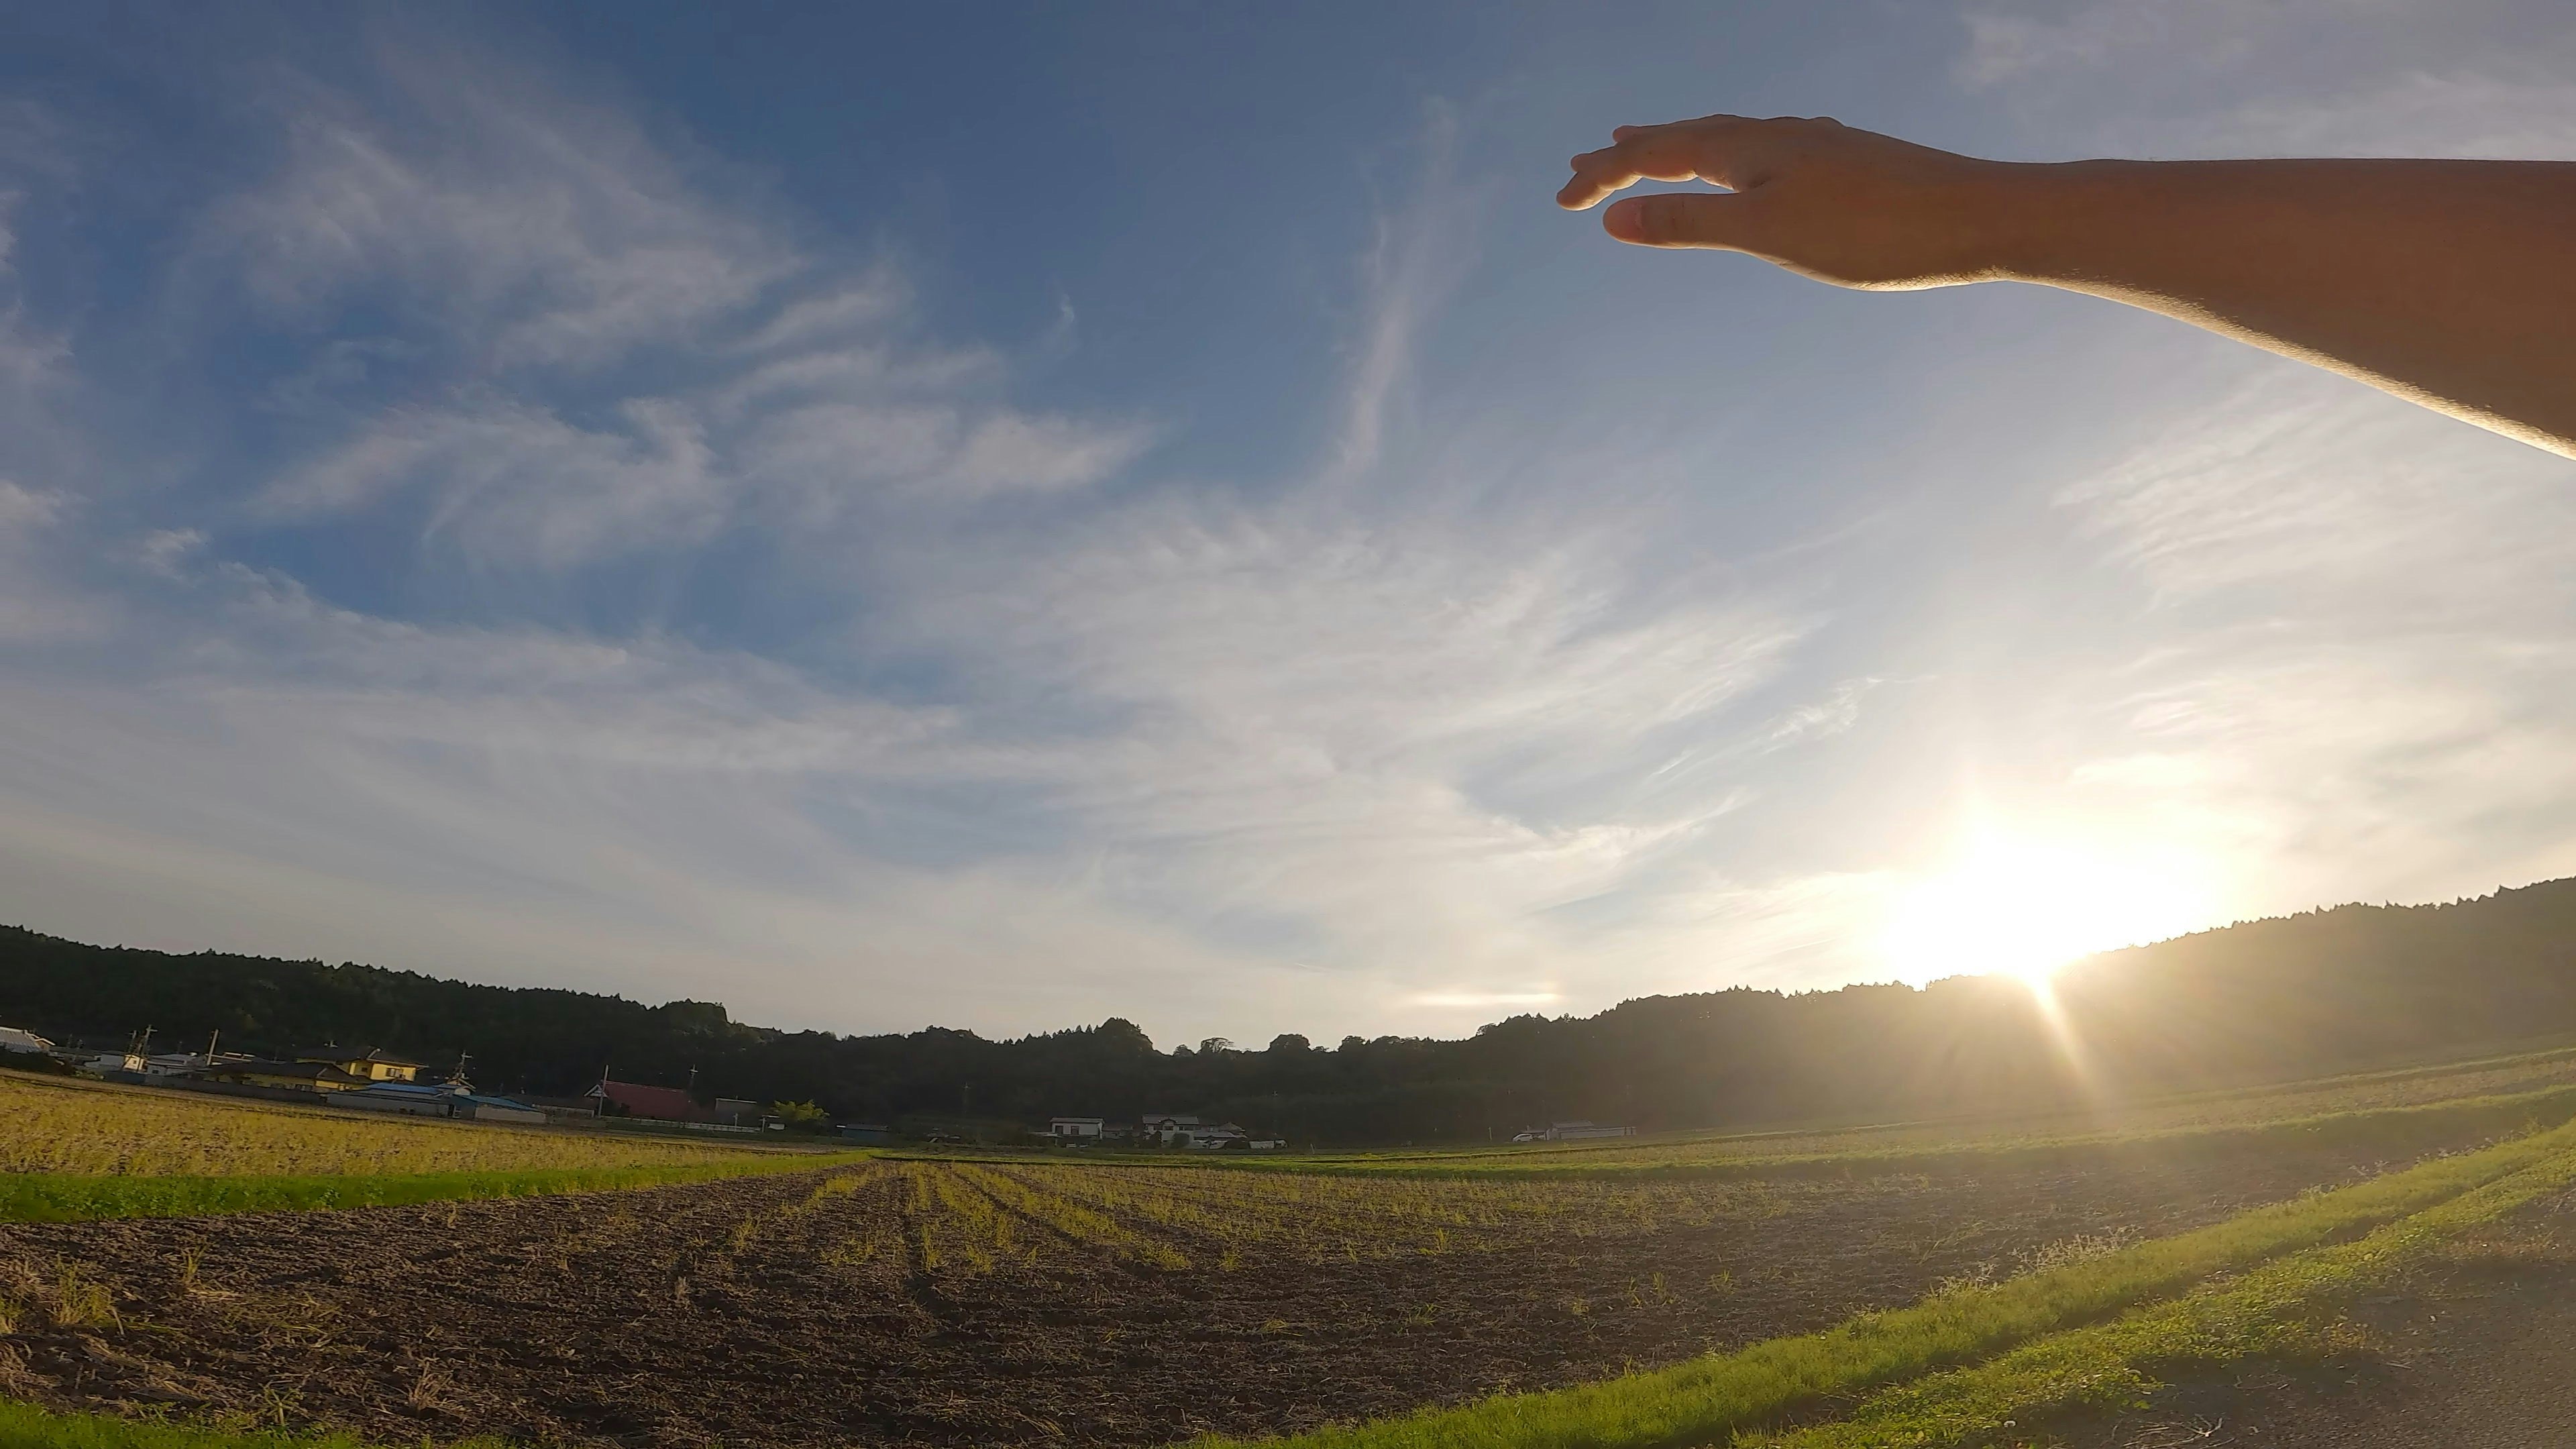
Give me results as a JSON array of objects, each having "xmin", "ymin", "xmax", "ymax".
[{"xmin": 295, "ymin": 1047, "xmax": 425, "ymax": 1083}]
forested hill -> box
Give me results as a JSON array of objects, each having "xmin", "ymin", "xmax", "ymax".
[{"xmin": 6, "ymin": 877, "xmax": 2576, "ymax": 1143}]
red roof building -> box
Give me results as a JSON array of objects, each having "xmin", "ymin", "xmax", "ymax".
[{"xmin": 587, "ymin": 1079, "xmax": 713, "ymax": 1122}]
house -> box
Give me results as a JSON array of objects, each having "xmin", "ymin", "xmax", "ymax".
[
  {"xmin": 80, "ymin": 1049, "xmax": 148, "ymax": 1077},
  {"xmin": 1138, "ymin": 1112, "xmax": 1199, "ymax": 1146},
  {"xmin": 712, "ymin": 1097, "xmax": 760, "ymax": 1128},
  {"xmin": 1046, "ymin": 1116, "xmax": 1104, "ymax": 1144},
  {"xmin": 0, "ymin": 1025, "xmax": 54, "ymax": 1057},
  {"xmin": 1178, "ymin": 1122, "xmax": 1250, "ymax": 1151},
  {"xmin": 587, "ymin": 1079, "xmax": 713, "ymax": 1123},
  {"xmin": 201, "ymin": 1059, "xmax": 366, "ymax": 1092},
  {"xmin": 295, "ymin": 1047, "xmax": 425, "ymax": 1083}
]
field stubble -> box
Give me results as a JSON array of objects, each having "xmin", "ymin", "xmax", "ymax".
[
  {"xmin": 0, "ymin": 1073, "xmax": 759, "ymax": 1178},
  {"xmin": 0, "ymin": 1132, "xmax": 2457, "ymax": 1448}
]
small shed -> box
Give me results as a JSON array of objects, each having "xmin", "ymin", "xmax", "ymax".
[
  {"xmin": 458, "ymin": 1094, "xmax": 547, "ymax": 1124},
  {"xmin": 1047, "ymin": 1116, "xmax": 1105, "ymax": 1143}
]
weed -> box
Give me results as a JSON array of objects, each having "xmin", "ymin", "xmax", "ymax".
[
  {"xmin": 2019, "ymin": 1228, "xmax": 2136, "ymax": 1274},
  {"xmin": 50, "ymin": 1263, "xmax": 120, "ymax": 1331}
]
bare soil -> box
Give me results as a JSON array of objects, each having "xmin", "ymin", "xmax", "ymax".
[{"xmin": 0, "ymin": 1142, "xmax": 2458, "ymax": 1448}]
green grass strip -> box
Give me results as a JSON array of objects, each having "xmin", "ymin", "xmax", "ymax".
[
  {"xmin": 0, "ymin": 1151, "xmax": 872, "ymax": 1223},
  {"xmin": 1754, "ymin": 1136, "xmax": 2576, "ymax": 1446},
  {"xmin": 1195, "ymin": 1117, "xmax": 2576, "ymax": 1449},
  {"xmin": 1197, "ymin": 1085, "xmax": 2576, "ymax": 1181},
  {"xmin": 0, "ymin": 1400, "xmax": 480, "ymax": 1449}
]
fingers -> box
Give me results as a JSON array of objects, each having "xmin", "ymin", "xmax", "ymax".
[
  {"xmin": 1558, "ymin": 115, "xmax": 1764, "ymax": 210},
  {"xmin": 1602, "ymin": 193, "xmax": 1757, "ymax": 250}
]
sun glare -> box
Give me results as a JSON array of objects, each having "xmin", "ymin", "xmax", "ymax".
[{"xmin": 1880, "ymin": 832, "xmax": 2215, "ymax": 987}]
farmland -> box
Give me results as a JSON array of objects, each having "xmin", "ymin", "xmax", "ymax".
[
  {"xmin": 0, "ymin": 1073, "xmax": 764, "ymax": 1177},
  {"xmin": 1230, "ymin": 1041, "xmax": 2576, "ymax": 1179},
  {"xmin": 4, "ymin": 1104, "xmax": 2561, "ymax": 1448},
  {"xmin": 2, "ymin": 1049, "xmax": 2574, "ymax": 1448}
]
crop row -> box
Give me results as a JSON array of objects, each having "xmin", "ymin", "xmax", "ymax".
[{"xmin": 777, "ymin": 1158, "xmax": 1829, "ymax": 1277}]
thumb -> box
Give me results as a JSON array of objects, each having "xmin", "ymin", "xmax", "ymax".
[{"xmin": 1603, "ymin": 193, "xmax": 1755, "ymax": 250}]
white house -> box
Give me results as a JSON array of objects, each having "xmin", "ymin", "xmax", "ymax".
[
  {"xmin": 1139, "ymin": 1112, "xmax": 1199, "ymax": 1146},
  {"xmin": 1047, "ymin": 1116, "xmax": 1105, "ymax": 1142}
]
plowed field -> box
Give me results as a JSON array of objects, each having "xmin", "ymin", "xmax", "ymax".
[{"xmin": 0, "ymin": 1140, "xmax": 2435, "ymax": 1447}]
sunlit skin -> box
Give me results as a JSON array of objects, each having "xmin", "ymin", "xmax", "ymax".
[{"xmin": 1559, "ymin": 115, "xmax": 2576, "ymax": 459}]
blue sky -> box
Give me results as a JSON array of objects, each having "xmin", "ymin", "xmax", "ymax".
[{"xmin": 4, "ymin": 1, "xmax": 2575, "ymax": 1045}]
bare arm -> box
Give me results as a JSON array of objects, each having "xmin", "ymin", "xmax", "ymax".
[{"xmin": 1560, "ymin": 115, "xmax": 2576, "ymax": 459}]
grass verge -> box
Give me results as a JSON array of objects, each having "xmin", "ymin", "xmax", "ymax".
[
  {"xmin": 0, "ymin": 1401, "xmax": 470, "ymax": 1449},
  {"xmin": 1750, "ymin": 1134, "xmax": 2576, "ymax": 1446},
  {"xmin": 1191, "ymin": 1117, "xmax": 2576, "ymax": 1449},
  {"xmin": 0, "ymin": 1152, "xmax": 871, "ymax": 1224}
]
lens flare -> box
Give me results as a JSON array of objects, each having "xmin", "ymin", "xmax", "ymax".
[{"xmin": 1879, "ymin": 831, "xmax": 2215, "ymax": 987}]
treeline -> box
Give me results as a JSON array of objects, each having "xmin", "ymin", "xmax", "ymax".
[{"xmin": 5, "ymin": 877, "xmax": 2575, "ymax": 1143}]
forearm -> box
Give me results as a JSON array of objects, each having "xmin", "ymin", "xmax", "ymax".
[{"xmin": 1984, "ymin": 159, "xmax": 2576, "ymax": 455}]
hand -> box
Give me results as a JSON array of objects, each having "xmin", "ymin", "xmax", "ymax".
[{"xmin": 1558, "ymin": 115, "xmax": 2019, "ymax": 290}]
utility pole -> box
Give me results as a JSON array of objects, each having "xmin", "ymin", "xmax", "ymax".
[{"xmin": 205, "ymin": 1029, "xmax": 220, "ymax": 1067}]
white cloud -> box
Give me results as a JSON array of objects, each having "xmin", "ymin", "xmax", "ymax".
[
  {"xmin": 940, "ymin": 412, "xmax": 1157, "ymax": 499},
  {"xmin": 1954, "ymin": 1, "xmax": 2282, "ymax": 91},
  {"xmin": 2023, "ymin": 369, "xmax": 2576, "ymax": 919},
  {"xmin": 1955, "ymin": 0, "xmax": 2576, "ymax": 161},
  {"xmin": 2055, "ymin": 370, "xmax": 2576, "ymax": 604},
  {"xmin": 203, "ymin": 52, "xmax": 792, "ymax": 370}
]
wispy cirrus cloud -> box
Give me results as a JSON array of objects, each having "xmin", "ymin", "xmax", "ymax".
[{"xmin": 0, "ymin": 28, "xmax": 1834, "ymax": 1042}]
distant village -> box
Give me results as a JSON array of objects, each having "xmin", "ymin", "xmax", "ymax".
[{"xmin": 0, "ymin": 1022, "xmax": 1635, "ymax": 1149}]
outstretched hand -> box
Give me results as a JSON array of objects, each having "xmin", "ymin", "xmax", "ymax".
[
  {"xmin": 1558, "ymin": 113, "xmax": 2576, "ymax": 458},
  {"xmin": 1558, "ymin": 114, "xmax": 2015, "ymax": 290}
]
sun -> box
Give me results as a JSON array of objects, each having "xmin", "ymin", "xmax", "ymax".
[{"xmin": 1880, "ymin": 831, "xmax": 2214, "ymax": 987}]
